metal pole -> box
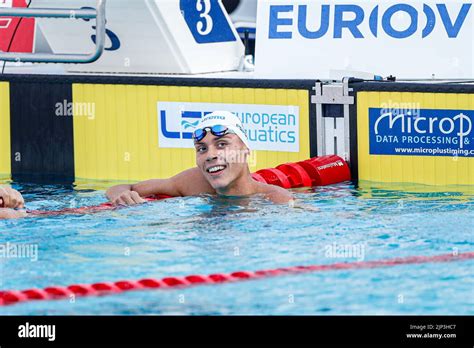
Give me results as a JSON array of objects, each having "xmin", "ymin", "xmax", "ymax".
[
  {"xmin": 0, "ymin": 0, "xmax": 106, "ymax": 64},
  {"xmin": 0, "ymin": 7, "xmax": 97, "ymax": 19}
]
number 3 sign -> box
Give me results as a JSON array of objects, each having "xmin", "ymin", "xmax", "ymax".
[{"xmin": 180, "ymin": 0, "xmax": 236, "ymax": 43}]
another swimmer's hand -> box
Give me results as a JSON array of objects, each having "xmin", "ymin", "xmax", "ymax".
[
  {"xmin": 0, "ymin": 208, "xmax": 28, "ymax": 219},
  {"xmin": 0, "ymin": 186, "xmax": 25, "ymax": 209},
  {"xmin": 110, "ymin": 190, "xmax": 147, "ymax": 206}
]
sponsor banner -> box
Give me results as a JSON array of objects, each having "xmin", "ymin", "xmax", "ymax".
[
  {"xmin": 158, "ymin": 102, "xmax": 300, "ymax": 152},
  {"xmin": 255, "ymin": 0, "xmax": 474, "ymax": 79},
  {"xmin": 369, "ymin": 108, "xmax": 474, "ymax": 157},
  {"xmin": 0, "ymin": 82, "xmax": 11, "ymax": 177}
]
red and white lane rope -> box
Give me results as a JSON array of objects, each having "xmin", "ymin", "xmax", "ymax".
[
  {"xmin": 27, "ymin": 196, "xmax": 169, "ymax": 217},
  {"xmin": 1, "ymin": 251, "xmax": 472, "ymax": 307}
]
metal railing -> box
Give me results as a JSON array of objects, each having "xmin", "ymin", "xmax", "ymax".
[
  {"xmin": 0, "ymin": 0, "xmax": 106, "ymax": 64},
  {"xmin": 312, "ymin": 77, "xmax": 354, "ymax": 162}
]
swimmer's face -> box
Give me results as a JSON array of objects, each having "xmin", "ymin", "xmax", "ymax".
[{"xmin": 194, "ymin": 133, "xmax": 249, "ymax": 191}]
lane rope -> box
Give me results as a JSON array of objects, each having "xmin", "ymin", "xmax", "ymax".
[
  {"xmin": 27, "ymin": 196, "xmax": 169, "ymax": 217},
  {"xmin": 1, "ymin": 251, "xmax": 472, "ymax": 307}
]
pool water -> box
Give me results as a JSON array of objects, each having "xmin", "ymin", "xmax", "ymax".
[{"xmin": 0, "ymin": 181, "xmax": 473, "ymax": 315}]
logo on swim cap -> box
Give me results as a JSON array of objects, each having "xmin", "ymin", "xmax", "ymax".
[
  {"xmin": 196, "ymin": 111, "xmax": 250, "ymax": 149},
  {"xmin": 201, "ymin": 115, "xmax": 226, "ymax": 122}
]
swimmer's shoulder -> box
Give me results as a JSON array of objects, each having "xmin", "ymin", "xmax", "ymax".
[
  {"xmin": 174, "ymin": 167, "xmax": 215, "ymax": 196},
  {"xmin": 256, "ymin": 182, "xmax": 294, "ymax": 204}
]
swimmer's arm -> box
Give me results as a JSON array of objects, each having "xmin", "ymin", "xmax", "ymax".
[
  {"xmin": 0, "ymin": 208, "xmax": 28, "ymax": 220},
  {"xmin": 264, "ymin": 185, "xmax": 295, "ymax": 204},
  {"xmin": 106, "ymin": 167, "xmax": 214, "ymax": 205},
  {"xmin": 105, "ymin": 180, "xmax": 176, "ymax": 205},
  {"xmin": 289, "ymin": 201, "xmax": 320, "ymax": 212},
  {"xmin": 262, "ymin": 185, "xmax": 319, "ymax": 210},
  {"xmin": 133, "ymin": 167, "xmax": 213, "ymax": 197}
]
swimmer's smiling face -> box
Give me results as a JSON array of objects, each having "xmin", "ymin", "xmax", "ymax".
[{"xmin": 194, "ymin": 133, "xmax": 249, "ymax": 191}]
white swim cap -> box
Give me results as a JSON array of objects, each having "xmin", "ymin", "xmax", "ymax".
[{"xmin": 194, "ymin": 111, "xmax": 250, "ymax": 149}]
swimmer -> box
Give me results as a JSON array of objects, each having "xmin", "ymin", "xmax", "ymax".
[
  {"xmin": 0, "ymin": 111, "xmax": 294, "ymax": 220},
  {"xmin": 106, "ymin": 111, "xmax": 294, "ymax": 206}
]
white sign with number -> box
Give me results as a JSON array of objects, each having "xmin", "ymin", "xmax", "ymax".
[{"xmin": 31, "ymin": 0, "xmax": 244, "ymax": 74}]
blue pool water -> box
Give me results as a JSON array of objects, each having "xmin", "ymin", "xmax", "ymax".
[{"xmin": 0, "ymin": 181, "xmax": 473, "ymax": 315}]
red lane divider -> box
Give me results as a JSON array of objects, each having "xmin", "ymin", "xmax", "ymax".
[
  {"xmin": 1, "ymin": 251, "xmax": 472, "ymax": 307},
  {"xmin": 27, "ymin": 195, "xmax": 171, "ymax": 217}
]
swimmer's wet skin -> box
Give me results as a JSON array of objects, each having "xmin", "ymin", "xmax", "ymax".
[
  {"xmin": 106, "ymin": 111, "xmax": 293, "ymax": 206},
  {"xmin": 0, "ymin": 187, "xmax": 28, "ymax": 219},
  {"xmin": 0, "ymin": 111, "xmax": 294, "ymax": 220}
]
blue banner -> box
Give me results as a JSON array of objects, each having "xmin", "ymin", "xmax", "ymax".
[
  {"xmin": 369, "ymin": 108, "xmax": 474, "ymax": 157},
  {"xmin": 180, "ymin": 0, "xmax": 236, "ymax": 44}
]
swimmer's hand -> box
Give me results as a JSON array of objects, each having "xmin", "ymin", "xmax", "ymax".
[
  {"xmin": 0, "ymin": 208, "xmax": 28, "ymax": 219},
  {"xmin": 0, "ymin": 186, "xmax": 25, "ymax": 209},
  {"xmin": 288, "ymin": 199, "xmax": 320, "ymax": 212},
  {"xmin": 110, "ymin": 190, "xmax": 147, "ymax": 206}
]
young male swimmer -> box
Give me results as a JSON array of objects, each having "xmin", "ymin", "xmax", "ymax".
[
  {"xmin": 106, "ymin": 111, "xmax": 294, "ymax": 205},
  {"xmin": 0, "ymin": 111, "xmax": 293, "ymax": 219}
]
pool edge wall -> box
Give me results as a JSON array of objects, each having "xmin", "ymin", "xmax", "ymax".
[
  {"xmin": 0, "ymin": 82, "xmax": 10, "ymax": 181},
  {"xmin": 2, "ymin": 74, "xmax": 473, "ymax": 186},
  {"xmin": 0, "ymin": 74, "xmax": 315, "ymax": 183},
  {"xmin": 350, "ymin": 82, "xmax": 474, "ymax": 186}
]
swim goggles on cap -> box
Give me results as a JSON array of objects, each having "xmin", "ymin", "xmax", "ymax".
[{"xmin": 192, "ymin": 125, "xmax": 235, "ymax": 142}]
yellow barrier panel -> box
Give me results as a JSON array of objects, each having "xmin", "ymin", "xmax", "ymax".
[
  {"xmin": 73, "ymin": 84, "xmax": 310, "ymax": 182},
  {"xmin": 357, "ymin": 91, "xmax": 474, "ymax": 186},
  {"xmin": 0, "ymin": 82, "xmax": 10, "ymax": 179},
  {"xmin": 358, "ymin": 181, "xmax": 474, "ymax": 199}
]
